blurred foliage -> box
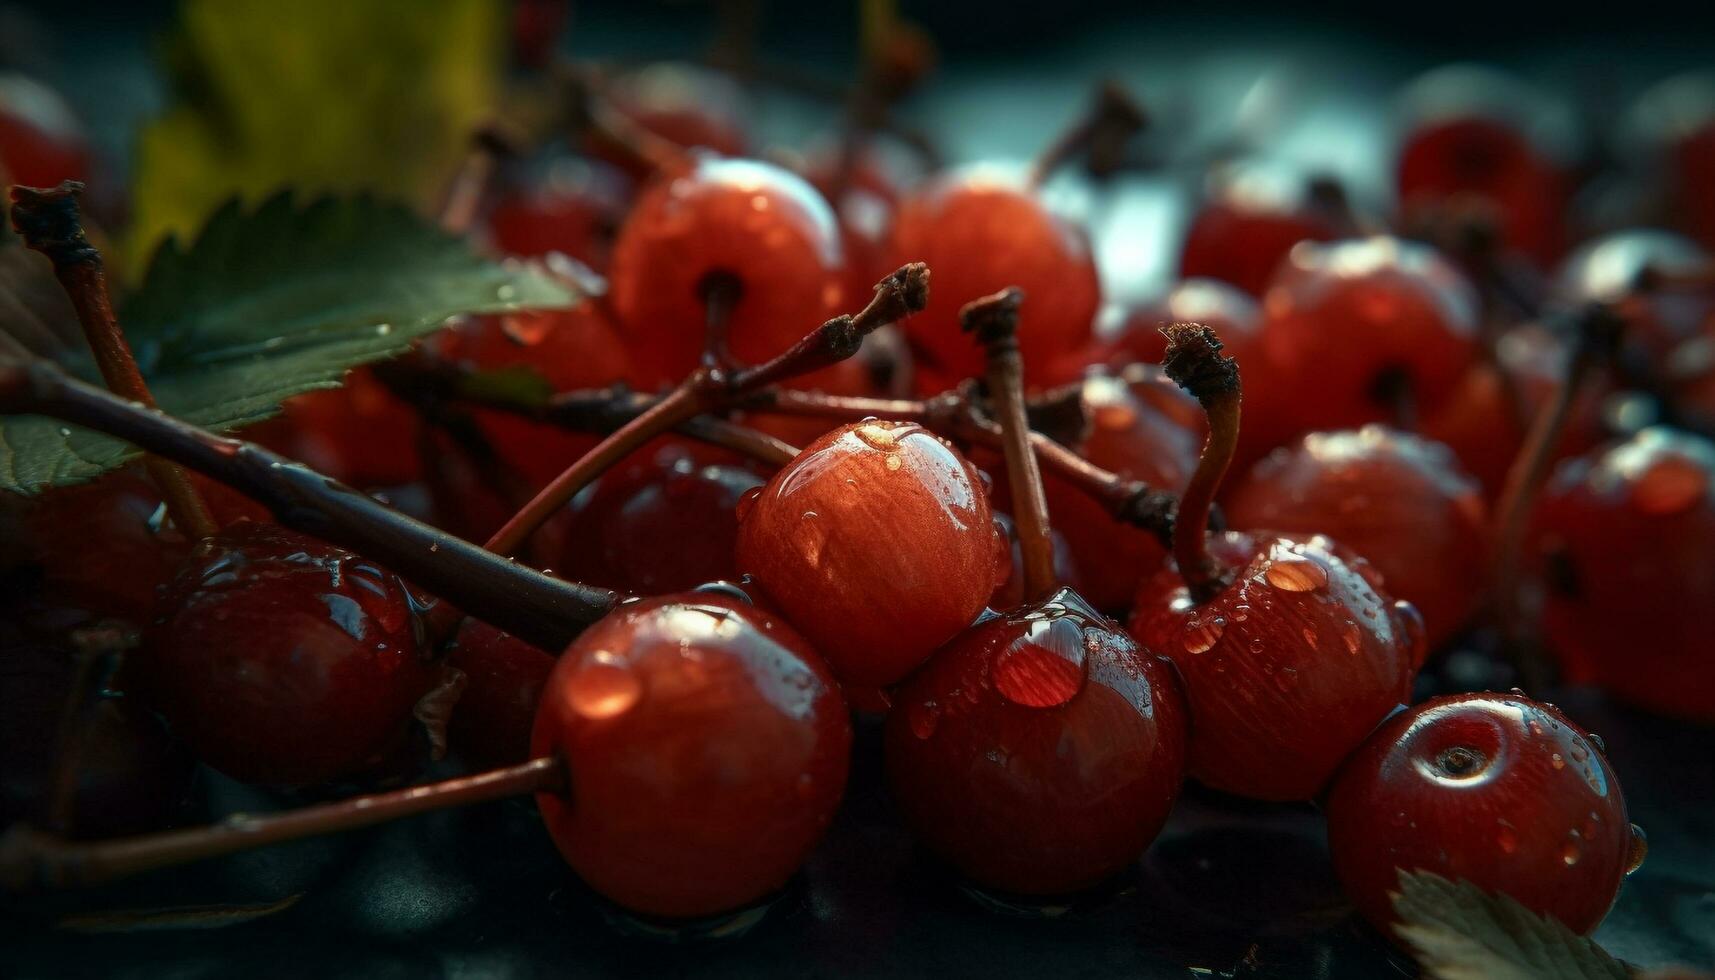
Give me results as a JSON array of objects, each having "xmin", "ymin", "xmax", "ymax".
[{"xmin": 125, "ymin": 0, "xmax": 505, "ymax": 272}]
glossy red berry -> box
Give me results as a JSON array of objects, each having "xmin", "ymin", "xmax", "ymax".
[
  {"xmin": 1259, "ymin": 236, "xmax": 1480, "ymax": 433},
  {"xmin": 1090, "ymin": 277, "xmax": 1263, "ymax": 371},
  {"xmin": 532, "ymin": 592, "xmax": 850, "ymax": 919},
  {"xmin": 1327, "ymin": 693, "xmax": 1641, "ymax": 937},
  {"xmin": 1179, "ymin": 160, "xmax": 1343, "ymax": 297},
  {"xmin": 607, "ymin": 155, "xmax": 847, "ymax": 387},
  {"xmin": 138, "ymin": 523, "xmax": 439, "ymax": 789},
  {"xmin": 1396, "ymin": 68, "xmax": 1569, "ymax": 265},
  {"xmin": 541, "ymin": 438, "xmax": 763, "ymax": 595},
  {"xmin": 1534, "ymin": 427, "xmax": 1715, "ymax": 721},
  {"xmin": 888, "ymin": 167, "xmax": 1100, "ymax": 391},
  {"xmin": 734, "ymin": 420, "xmax": 999, "ymax": 686},
  {"xmin": 485, "ymin": 159, "xmax": 632, "ymax": 270},
  {"xmin": 0, "ymin": 74, "xmax": 91, "ymax": 188},
  {"xmin": 886, "ymin": 588, "xmax": 1186, "ymax": 894},
  {"xmin": 1225, "ymin": 426, "xmax": 1489, "ymax": 650},
  {"xmin": 1556, "ymin": 230, "xmax": 1711, "ymax": 362},
  {"xmin": 1128, "ymin": 532, "xmax": 1425, "ymax": 801},
  {"xmin": 445, "ymin": 619, "xmax": 556, "ymax": 768}
]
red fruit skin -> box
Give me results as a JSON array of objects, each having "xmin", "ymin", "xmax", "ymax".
[
  {"xmin": 431, "ymin": 305, "xmax": 635, "ymax": 489},
  {"xmin": 531, "ymin": 593, "xmax": 850, "ymax": 919},
  {"xmin": 270, "ymin": 367, "xmax": 424, "ymax": 488},
  {"xmin": 485, "ymin": 160, "xmax": 632, "ymax": 270},
  {"xmin": 541, "ymin": 439, "xmax": 763, "ymax": 595},
  {"xmin": 1225, "ymin": 426, "xmax": 1489, "ymax": 651},
  {"xmin": 139, "ymin": 523, "xmax": 438, "ymax": 789},
  {"xmin": 889, "ymin": 169, "xmax": 1100, "ymax": 391},
  {"xmin": 1128, "ymin": 532, "xmax": 1425, "ymax": 801},
  {"xmin": 0, "ymin": 74, "xmax": 90, "ymax": 187},
  {"xmin": 1091, "ymin": 278, "xmax": 1263, "ymax": 370},
  {"xmin": 1534, "ymin": 428, "xmax": 1715, "ymax": 722},
  {"xmin": 1179, "ymin": 161, "xmax": 1341, "ymax": 297},
  {"xmin": 1556, "ymin": 230, "xmax": 1712, "ymax": 363},
  {"xmin": 734, "ymin": 420, "xmax": 999, "ymax": 687},
  {"xmin": 1260, "ymin": 237, "xmax": 1480, "ymax": 433},
  {"xmin": 607, "ymin": 64, "xmax": 749, "ymax": 160},
  {"xmin": 1035, "ymin": 372, "xmax": 1199, "ymax": 611},
  {"xmin": 1397, "ymin": 116, "xmax": 1567, "ymax": 266},
  {"xmin": 1422, "ymin": 325, "xmax": 1606, "ymax": 499},
  {"xmin": 1326, "ymin": 693, "xmax": 1634, "ymax": 937},
  {"xmin": 446, "ymin": 619, "xmax": 555, "ymax": 768},
  {"xmin": 607, "ymin": 156, "xmax": 846, "ymax": 387},
  {"xmin": 886, "ymin": 588, "xmax": 1188, "ymax": 894}
]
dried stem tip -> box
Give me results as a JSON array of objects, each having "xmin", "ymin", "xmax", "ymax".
[
  {"xmin": 1160, "ymin": 322, "xmax": 1240, "ymax": 403},
  {"xmin": 8, "ymin": 182, "xmax": 99, "ymax": 267},
  {"xmin": 959, "ymin": 287, "xmax": 1025, "ymax": 346},
  {"xmin": 860, "ymin": 261, "xmax": 931, "ymax": 332}
]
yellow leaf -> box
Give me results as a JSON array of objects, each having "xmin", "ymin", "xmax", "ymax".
[{"xmin": 125, "ymin": 0, "xmax": 504, "ymax": 273}]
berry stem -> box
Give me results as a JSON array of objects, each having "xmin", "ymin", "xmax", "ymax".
[
  {"xmin": 1491, "ymin": 303, "xmax": 1624, "ymax": 682},
  {"xmin": 701, "ymin": 270, "xmax": 743, "ymax": 372},
  {"xmin": 964, "ymin": 288, "xmax": 1056, "ymax": 600},
  {"xmin": 0, "ymin": 756, "xmax": 565, "ymax": 891},
  {"xmin": 9, "ymin": 182, "xmax": 219, "ymax": 541},
  {"xmin": 1160, "ymin": 322, "xmax": 1242, "ymax": 603},
  {"xmin": 481, "ymin": 263, "xmax": 929, "ymax": 557},
  {"xmin": 1028, "ymin": 81, "xmax": 1147, "ymax": 188},
  {"xmin": 0, "ymin": 363, "xmax": 617, "ymax": 652}
]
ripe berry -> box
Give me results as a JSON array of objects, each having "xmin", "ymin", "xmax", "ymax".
[
  {"xmin": 1225, "ymin": 426, "xmax": 1488, "ymax": 650},
  {"xmin": 1556, "ymin": 230, "xmax": 1711, "ymax": 362},
  {"xmin": 1327, "ymin": 692, "xmax": 1642, "ymax": 937},
  {"xmin": 888, "ymin": 167, "xmax": 1100, "ymax": 391},
  {"xmin": 1259, "ymin": 236, "xmax": 1480, "ymax": 433},
  {"xmin": 541, "ymin": 438, "xmax": 763, "ymax": 595},
  {"xmin": 1091, "ymin": 277, "xmax": 1263, "ymax": 370},
  {"xmin": 1534, "ymin": 427, "xmax": 1715, "ymax": 721},
  {"xmin": 0, "ymin": 74, "xmax": 90, "ymax": 188},
  {"xmin": 445, "ymin": 619, "xmax": 555, "ymax": 768},
  {"xmin": 734, "ymin": 420, "xmax": 998, "ymax": 686},
  {"xmin": 606, "ymin": 63, "xmax": 749, "ymax": 160},
  {"xmin": 1626, "ymin": 71, "xmax": 1715, "ymax": 251},
  {"xmin": 269, "ymin": 367, "xmax": 425, "ymax": 488},
  {"xmin": 485, "ymin": 158, "xmax": 632, "ymax": 270},
  {"xmin": 885, "ymin": 588, "xmax": 1187, "ymax": 894},
  {"xmin": 1179, "ymin": 159, "xmax": 1343, "ymax": 297},
  {"xmin": 802, "ymin": 146, "xmax": 917, "ymax": 307},
  {"xmin": 606, "ymin": 155, "xmax": 847, "ymax": 387},
  {"xmin": 532, "ymin": 592, "xmax": 850, "ymax": 919},
  {"xmin": 1396, "ymin": 67, "xmax": 1569, "ymax": 265},
  {"xmin": 138, "ymin": 522, "xmax": 440, "ymax": 789}
]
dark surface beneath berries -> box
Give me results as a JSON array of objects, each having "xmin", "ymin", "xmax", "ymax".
[{"xmin": 1, "ymin": 688, "xmax": 1710, "ymax": 980}]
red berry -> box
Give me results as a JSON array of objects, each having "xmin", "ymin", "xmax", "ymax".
[
  {"xmin": 607, "ymin": 156, "xmax": 847, "ymax": 387},
  {"xmin": 885, "ymin": 588, "xmax": 1187, "ymax": 894},
  {"xmin": 1128, "ymin": 532, "xmax": 1425, "ymax": 800},
  {"xmin": 802, "ymin": 146, "xmax": 919, "ymax": 307},
  {"xmin": 607, "ymin": 63, "xmax": 749, "ymax": 160},
  {"xmin": 531, "ymin": 592, "xmax": 850, "ymax": 919},
  {"xmin": 485, "ymin": 159, "xmax": 632, "ymax": 270},
  {"xmin": 1556, "ymin": 230, "xmax": 1711, "ymax": 362},
  {"xmin": 1396, "ymin": 67, "xmax": 1570, "ymax": 265},
  {"xmin": 734, "ymin": 420, "xmax": 999, "ymax": 686},
  {"xmin": 1091, "ymin": 277, "xmax": 1263, "ymax": 370},
  {"xmin": 888, "ymin": 167, "xmax": 1100, "ymax": 391},
  {"xmin": 1626, "ymin": 72, "xmax": 1715, "ymax": 251},
  {"xmin": 1225, "ymin": 426, "xmax": 1489, "ymax": 650},
  {"xmin": 541, "ymin": 438, "xmax": 763, "ymax": 594},
  {"xmin": 269, "ymin": 367, "xmax": 425, "ymax": 488},
  {"xmin": 1534, "ymin": 427, "xmax": 1715, "ymax": 721},
  {"xmin": 0, "ymin": 74, "xmax": 90, "ymax": 188},
  {"xmin": 138, "ymin": 523, "xmax": 439, "ymax": 789},
  {"xmin": 1179, "ymin": 160, "xmax": 1342, "ymax": 297},
  {"xmin": 1327, "ymin": 692, "xmax": 1641, "ymax": 937},
  {"xmin": 445, "ymin": 619, "xmax": 556, "ymax": 768},
  {"xmin": 1259, "ymin": 236, "xmax": 1480, "ymax": 433}
]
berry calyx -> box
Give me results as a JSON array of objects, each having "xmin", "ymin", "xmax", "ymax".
[{"xmin": 1326, "ymin": 692, "xmax": 1641, "ymax": 937}]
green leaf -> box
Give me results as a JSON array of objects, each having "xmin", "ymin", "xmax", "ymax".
[
  {"xmin": 0, "ymin": 193, "xmax": 579, "ymax": 495},
  {"xmin": 125, "ymin": 0, "xmax": 503, "ymax": 268},
  {"xmin": 1392, "ymin": 871, "xmax": 1633, "ymax": 980}
]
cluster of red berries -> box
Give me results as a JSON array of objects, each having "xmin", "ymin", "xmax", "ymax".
[{"xmin": 6, "ymin": 34, "xmax": 1709, "ymax": 958}]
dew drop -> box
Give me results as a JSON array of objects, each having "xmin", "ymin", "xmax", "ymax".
[
  {"xmin": 1341, "ymin": 620, "xmax": 1363, "ymax": 654},
  {"xmin": 1626, "ymin": 824, "xmax": 1649, "ymax": 874},
  {"xmin": 853, "ymin": 422, "xmax": 899, "ymax": 452},
  {"xmin": 1551, "ymin": 752, "xmax": 1566, "ymax": 770},
  {"xmin": 1561, "ymin": 842, "xmax": 1581, "ymax": 867},
  {"xmin": 1231, "ymin": 604, "xmax": 1250, "ymax": 623},
  {"xmin": 564, "ymin": 656, "xmax": 641, "ymax": 720},
  {"xmin": 1632, "ymin": 455, "xmax": 1707, "ymax": 515},
  {"xmin": 1264, "ymin": 554, "xmax": 1328, "ymax": 592},
  {"xmin": 735, "ymin": 486, "xmax": 762, "ymax": 521},
  {"xmin": 1587, "ymin": 732, "xmax": 1606, "ymax": 754},
  {"xmin": 909, "ymin": 700, "xmax": 941, "ymax": 739},
  {"xmin": 993, "ymin": 618, "xmax": 1088, "ymax": 709},
  {"xmin": 1497, "ymin": 824, "xmax": 1518, "ymax": 854},
  {"xmin": 1182, "ymin": 616, "xmax": 1226, "ymax": 654},
  {"xmin": 1300, "ymin": 626, "xmax": 1318, "ymax": 649},
  {"xmin": 885, "ymin": 454, "xmax": 901, "ymax": 472}
]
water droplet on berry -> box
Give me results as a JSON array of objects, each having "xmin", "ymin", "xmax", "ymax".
[
  {"xmin": 1551, "ymin": 753, "xmax": 1565, "ymax": 770},
  {"xmin": 735, "ymin": 485, "xmax": 762, "ymax": 521},
  {"xmin": 853, "ymin": 421, "xmax": 898, "ymax": 451},
  {"xmin": 1625, "ymin": 824, "xmax": 1649, "ymax": 874},
  {"xmin": 564, "ymin": 655, "xmax": 641, "ymax": 720},
  {"xmin": 1182, "ymin": 616, "xmax": 1226, "ymax": 654},
  {"xmin": 1497, "ymin": 823, "xmax": 1519, "ymax": 854},
  {"xmin": 885, "ymin": 455, "xmax": 901, "ymax": 472},
  {"xmin": 1561, "ymin": 842, "xmax": 1581, "ymax": 866},
  {"xmin": 1631, "ymin": 455, "xmax": 1707, "ymax": 515},
  {"xmin": 909, "ymin": 700, "xmax": 941, "ymax": 739},
  {"xmin": 992, "ymin": 617, "xmax": 1088, "ymax": 709},
  {"xmin": 1341, "ymin": 620, "xmax": 1362, "ymax": 654},
  {"xmin": 1587, "ymin": 732, "xmax": 1606, "ymax": 753},
  {"xmin": 1300, "ymin": 626, "xmax": 1318, "ymax": 649},
  {"xmin": 1264, "ymin": 554, "xmax": 1328, "ymax": 592}
]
